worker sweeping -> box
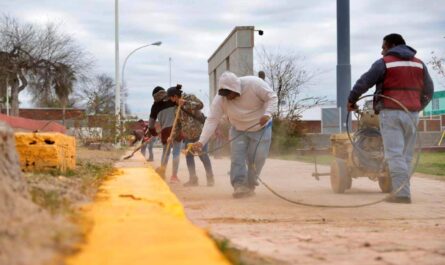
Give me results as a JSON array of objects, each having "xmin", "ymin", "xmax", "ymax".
[
  {"xmin": 191, "ymin": 71, "xmax": 278, "ymax": 198},
  {"xmin": 148, "ymin": 86, "xmax": 182, "ymax": 182},
  {"xmin": 129, "ymin": 119, "xmax": 152, "ymax": 161},
  {"xmin": 167, "ymin": 85, "xmax": 215, "ymax": 187},
  {"xmin": 347, "ymin": 33, "xmax": 434, "ymax": 203}
]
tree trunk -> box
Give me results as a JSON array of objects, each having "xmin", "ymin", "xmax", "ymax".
[
  {"xmin": 10, "ymin": 71, "xmax": 29, "ymax": 117},
  {"xmin": 62, "ymin": 98, "xmax": 66, "ymax": 125},
  {"xmin": 10, "ymin": 84, "xmax": 19, "ymax": 117}
]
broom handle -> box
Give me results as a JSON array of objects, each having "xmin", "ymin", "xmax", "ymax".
[{"xmin": 161, "ymin": 97, "xmax": 182, "ymax": 166}]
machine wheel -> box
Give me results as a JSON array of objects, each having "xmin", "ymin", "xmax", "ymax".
[
  {"xmin": 378, "ymin": 177, "xmax": 392, "ymax": 193},
  {"xmin": 330, "ymin": 158, "xmax": 350, "ymax": 193}
]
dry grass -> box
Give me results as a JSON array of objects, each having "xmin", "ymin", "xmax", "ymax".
[
  {"xmin": 22, "ymin": 146, "xmax": 124, "ymax": 263},
  {"xmin": 26, "ymin": 147, "xmax": 124, "ymax": 214}
]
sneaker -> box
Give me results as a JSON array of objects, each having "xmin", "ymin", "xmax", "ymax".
[
  {"xmin": 170, "ymin": 175, "xmax": 180, "ymax": 183},
  {"xmin": 232, "ymin": 186, "xmax": 254, "ymax": 199},
  {"xmin": 385, "ymin": 196, "xmax": 411, "ymax": 204},
  {"xmin": 183, "ymin": 180, "xmax": 198, "ymax": 187}
]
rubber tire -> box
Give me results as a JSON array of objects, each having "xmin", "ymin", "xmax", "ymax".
[
  {"xmin": 330, "ymin": 158, "xmax": 349, "ymax": 193},
  {"xmin": 346, "ymin": 176, "xmax": 352, "ymax": 190},
  {"xmin": 378, "ymin": 177, "xmax": 392, "ymax": 193}
]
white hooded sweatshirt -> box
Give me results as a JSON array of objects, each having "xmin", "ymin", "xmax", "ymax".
[{"xmin": 198, "ymin": 71, "xmax": 278, "ymax": 145}]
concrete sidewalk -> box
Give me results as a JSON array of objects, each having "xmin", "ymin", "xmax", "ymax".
[
  {"xmin": 156, "ymin": 148, "xmax": 445, "ymax": 265},
  {"xmin": 66, "ymin": 152, "xmax": 229, "ymax": 265}
]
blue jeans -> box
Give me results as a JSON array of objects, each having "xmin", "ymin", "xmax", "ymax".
[
  {"xmin": 140, "ymin": 143, "xmax": 148, "ymax": 159},
  {"xmin": 379, "ymin": 110, "xmax": 419, "ymax": 198},
  {"xmin": 229, "ymin": 124, "xmax": 272, "ymax": 188},
  {"xmin": 183, "ymin": 139, "xmax": 214, "ymax": 181},
  {"xmin": 140, "ymin": 139, "xmax": 154, "ymax": 161},
  {"xmin": 161, "ymin": 141, "xmax": 181, "ymax": 177},
  {"xmin": 147, "ymin": 137, "xmax": 155, "ymax": 160}
]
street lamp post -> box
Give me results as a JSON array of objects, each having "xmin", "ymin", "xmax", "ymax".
[
  {"xmin": 121, "ymin": 41, "xmax": 162, "ymax": 118},
  {"xmin": 115, "ymin": 0, "xmax": 120, "ymax": 147}
]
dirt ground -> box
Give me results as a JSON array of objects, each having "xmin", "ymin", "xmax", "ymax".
[{"xmin": 147, "ymin": 148, "xmax": 445, "ymax": 265}]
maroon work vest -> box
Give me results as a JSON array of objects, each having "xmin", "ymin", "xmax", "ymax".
[{"xmin": 382, "ymin": 55, "xmax": 424, "ymax": 111}]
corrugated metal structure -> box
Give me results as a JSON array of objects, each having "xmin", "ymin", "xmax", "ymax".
[{"xmin": 423, "ymin": 90, "xmax": 445, "ymax": 116}]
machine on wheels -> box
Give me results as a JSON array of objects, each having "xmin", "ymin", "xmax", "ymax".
[{"xmin": 324, "ymin": 101, "xmax": 392, "ymax": 193}]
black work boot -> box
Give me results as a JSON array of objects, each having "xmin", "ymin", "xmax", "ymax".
[{"xmin": 384, "ymin": 196, "xmax": 411, "ymax": 204}]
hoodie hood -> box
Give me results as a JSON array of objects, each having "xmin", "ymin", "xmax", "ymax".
[
  {"xmin": 387, "ymin": 44, "xmax": 417, "ymax": 60},
  {"xmin": 218, "ymin": 71, "xmax": 241, "ymax": 94},
  {"xmin": 153, "ymin": 90, "xmax": 167, "ymax": 102}
]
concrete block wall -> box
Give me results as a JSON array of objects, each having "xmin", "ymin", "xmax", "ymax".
[
  {"xmin": 208, "ymin": 26, "xmax": 255, "ymax": 103},
  {"xmin": 15, "ymin": 132, "xmax": 76, "ymax": 173}
]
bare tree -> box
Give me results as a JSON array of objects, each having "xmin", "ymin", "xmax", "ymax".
[
  {"xmin": 0, "ymin": 16, "xmax": 36, "ymax": 115},
  {"xmin": 0, "ymin": 15, "xmax": 92, "ymax": 116},
  {"xmin": 429, "ymin": 51, "xmax": 444, "ymax": 87},
  {"xmin": 77, "ymin": 74, "xmax": 115, "ymax": 115},
  {"xmin": 256, "ymin": 46, "xmax": 326, "ymax": 121}
]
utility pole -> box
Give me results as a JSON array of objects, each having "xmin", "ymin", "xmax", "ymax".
[
  {"xmin": 114, "ymin": 0, "xmax": 121, "ymax": 146},
  {"xmin": 169, "ymin": 57, "xmax": 172, "ymax": 87},
  {"xmin": 336, "ymin": 0, "xmax": 351, "ymax": 132}
]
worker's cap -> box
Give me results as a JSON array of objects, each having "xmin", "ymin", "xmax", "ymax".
[
  {"xmin": 167, "ymin": 84, "xmax": 183, "ymax": 97},
  {"xmin": 152, "ymin": 86, "xmax": 165, "ymax": 96},
  {"xmin": 218, "ymin": 88, "xmax": 236, "ymax": 97}
]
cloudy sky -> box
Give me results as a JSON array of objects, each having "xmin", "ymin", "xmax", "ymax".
[{"xmin": 2, "ymin": 0, "xmax": 444, "ymax": 119}]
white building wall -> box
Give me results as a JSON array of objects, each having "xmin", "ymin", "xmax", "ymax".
[{"xmin": 208, "ymin": 26, "xmax": 255, "ymax": 104}]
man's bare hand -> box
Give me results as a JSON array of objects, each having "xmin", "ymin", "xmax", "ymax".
[
  {"xmin": 347, "ymin": 102, "xmax": 358, "ymax": 112},
  {"xmin": 191, "ymin": 142, "xmax": 203, "ymax": 152},
  {"xmin": 259, "ymin": 115, "xmax": 270, "ymax": 126},
  {"xmin": 178, "ymin": 98, "xmax": 186, "ymax": 106}
]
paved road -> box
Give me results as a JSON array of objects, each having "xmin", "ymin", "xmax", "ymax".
[{"xmin": 149, "ymin": 148, "xmax": 445, "ymax": 265}]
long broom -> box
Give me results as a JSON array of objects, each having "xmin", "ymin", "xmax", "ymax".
[{"xmin": 123, "ymin": 136, "xmax": 152, "ymax": 160}]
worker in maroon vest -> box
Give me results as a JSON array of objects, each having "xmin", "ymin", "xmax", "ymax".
[{"xmin": 348, "ymin": 33, "xmax": 434, "ymax": 204}]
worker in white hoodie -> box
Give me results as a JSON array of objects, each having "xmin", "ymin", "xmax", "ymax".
[{"xmin": 192, "ymin": 71, "xmax": 278, "ymax": 198}]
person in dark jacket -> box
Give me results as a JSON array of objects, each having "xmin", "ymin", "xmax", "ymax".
[
  {"xmin": 347, "ymin": 33, "xmax": 434, "ymax": 204},
  {"xmin": 148, "ymin": 86, "xmax": 182, "ymax": 182}
]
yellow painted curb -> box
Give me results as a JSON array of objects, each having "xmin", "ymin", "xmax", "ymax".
[
  {"xmin": 14, "ymin": 132, "xmax": 76, "ymax": 172},
  {"xmin": 66, "ymin": 166, "xmax": 230, "ymax": 265}
]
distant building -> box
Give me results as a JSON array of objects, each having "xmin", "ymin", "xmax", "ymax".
[
  {"xmin": 423, "ymin": 90, "xmax": 445, "ymax": 116},
  {"xmin": 18, "ymin": 108, "xmax": 85, "ymax": 120}
]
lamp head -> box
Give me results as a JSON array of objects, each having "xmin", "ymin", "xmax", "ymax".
[{"xmin": 151, "ymin": 41, "xmax": 162, "ymax": 46}]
